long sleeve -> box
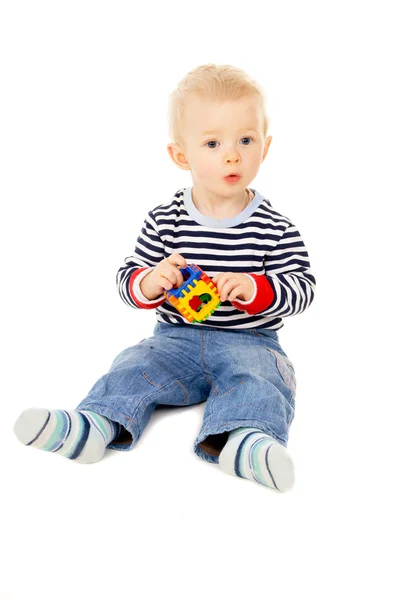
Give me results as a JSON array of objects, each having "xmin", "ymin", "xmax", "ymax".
[
  {"xmin": 231, "ymin": 223, "xmax": 316, "ymax": 317},
  {"xmin": 116, "ymin": 210, "xmax": 167, "ymax": 310}
]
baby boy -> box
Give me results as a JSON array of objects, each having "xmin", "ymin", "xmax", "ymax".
[{"xmin": 14, "ymin": 63, "xmax": 316, "ymax": 493}]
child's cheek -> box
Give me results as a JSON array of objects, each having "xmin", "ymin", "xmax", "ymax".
[{"xmin": 197, "ymin": 155, "xmax": 218, "ymax": 181}]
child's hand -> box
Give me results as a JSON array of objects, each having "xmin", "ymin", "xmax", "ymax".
[
  {"xmin": 212, "ymin": 272, "xmax": 254, "ymax": 303},
  {"xmin": 147, "ymin": 253, "xmax": 188, "ymax": 294}
]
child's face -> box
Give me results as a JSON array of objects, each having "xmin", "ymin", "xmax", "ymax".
[{"xmin": 168, "ymin": 93, "xmax": 271, "ymax": 196}]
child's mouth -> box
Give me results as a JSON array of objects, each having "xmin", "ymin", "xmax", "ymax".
[{"xmin": 224, "ymin": 174, "xmax": 241, "ymax": 183}]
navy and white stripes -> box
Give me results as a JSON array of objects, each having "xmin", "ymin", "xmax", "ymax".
[{"xmin": 116, "ymin": 187, "xmax": 316, "ymax": 330}]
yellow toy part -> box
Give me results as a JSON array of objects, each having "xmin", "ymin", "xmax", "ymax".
[{"xmin": 163, "ymin": 264, "xmax": 221, "ymax": 323}]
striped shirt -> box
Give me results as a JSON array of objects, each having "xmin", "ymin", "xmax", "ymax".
[{"xmin": 116, "ymin": 186, "xmax": 316, "ymax": 330}]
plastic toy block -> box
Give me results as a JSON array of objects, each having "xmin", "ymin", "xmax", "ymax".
[{"xmin": 163, "ymin": 264, "xmax": 221, "ymax": 323}]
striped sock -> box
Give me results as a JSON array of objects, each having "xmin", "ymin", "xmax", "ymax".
[
  {"xmin": 218, "ymin": 427, "xmax": 295, "ymax": 492},
  {"xmin": 13, "ymin": 408, "xmax": 122, "ymax": 464}
]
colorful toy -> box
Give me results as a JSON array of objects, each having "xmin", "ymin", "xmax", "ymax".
[{"xmin": 163, "ymin": 264, "xmax": 221, "ymax": 323}]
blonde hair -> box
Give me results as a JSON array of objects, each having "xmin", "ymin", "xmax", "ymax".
[{"xmin": 168, "ymin": 63, "xmax": 269, "ymax": 150}]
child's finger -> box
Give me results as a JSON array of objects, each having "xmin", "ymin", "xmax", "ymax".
[
  {"xmin": 214, "ymin": 273, "xmax": 229, "ymax": 290},
  {"xmin": 228, "ymin": 285, "xmax": 245, "ymax": 302},
  {"xmin": 219, "ymin": 282, "xmax": 232, "ymax": 302},
  {"xmin": 174, "ymin": 267, "xmax": 185, "ymax": 287},
  {"xmin": 168, "ymin": 253, "xmax": 187, "ymax": 269},
  {"xmin": 159, "ymin": 274, "xmax": 173, "ymax": 290},
  {"xmin": 161, "ymin": 267, "xmax": 183, "ymax": 289},
  {"xmin": 220, "ymin": 278, "xmax": 242, "ymax": 301}
]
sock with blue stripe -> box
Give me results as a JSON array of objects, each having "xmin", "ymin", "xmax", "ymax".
[
  {"xmin": 13, "ymin": 408, "xmax": 122, "ymax": 464},
  {"xmin": 218, "ymin": 427, "xmax": 295, "ymax": 492}
]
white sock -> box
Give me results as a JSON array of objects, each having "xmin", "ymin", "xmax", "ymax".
[
  {"xmin": 218, "ymin": 427, "xmax": 295, "ymax": 492},
  {"xmin": 14, "ymin": 408, "xmax": 121, "ymax": 464}
]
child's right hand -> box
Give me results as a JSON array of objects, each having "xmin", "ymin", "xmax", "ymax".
[{"xmin": 140, "ymin": 253, "xmax": 188, "ymax": 299}]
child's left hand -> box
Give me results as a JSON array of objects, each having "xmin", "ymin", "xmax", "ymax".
[{"xmin": 212, "ymin": 272, "xmax": 254, "ymax": 303}]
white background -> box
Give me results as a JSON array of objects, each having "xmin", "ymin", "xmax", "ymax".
[{"xmin": 1, "ymin": 1, "xmax": 397, "ymax": 599}]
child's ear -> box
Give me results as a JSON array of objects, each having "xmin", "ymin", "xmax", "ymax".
[
  {"xmin": 167, "ymin": 143, "xmax": 190, "ymax": 170},
  {"xmin": 262, "ymin": 136, "xmax": 272, "ymax": 161}
]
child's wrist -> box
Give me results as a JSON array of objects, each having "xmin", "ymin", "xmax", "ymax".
[{"xmin": 140, "ymin": 271, "xmax": 163, "ymax": 300}]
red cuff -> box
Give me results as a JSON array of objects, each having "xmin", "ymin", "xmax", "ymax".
[
  {"xmin": 129, "ymin": 268, "xmax": 167, "ymax": 309},
  {"xmin": 231, "ymin": 273, "xmax": 275, "ymax": 315}
]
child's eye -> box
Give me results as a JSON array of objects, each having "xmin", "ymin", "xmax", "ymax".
[{"xmin": 205, "ymin": 137, "xmax": 254, "ymax": 149}]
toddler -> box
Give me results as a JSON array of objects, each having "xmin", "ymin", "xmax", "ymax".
[{"xmin": 14, "ymin": 64, "xmax": 316, "ymax": 493}]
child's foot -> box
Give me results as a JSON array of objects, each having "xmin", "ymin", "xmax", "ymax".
[
  {"xmin": 218, "ymin": 427, "xmax": 295, "ymax": 492},
  {"xmin": 13, "ymin": 408, "xmax": 121, "ymax": 463}
]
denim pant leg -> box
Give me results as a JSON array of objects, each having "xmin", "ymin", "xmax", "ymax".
[
  {"xmin": 193, "ymin": 327, "xmax": 297, "ymax": 464},
  {"xmin": 76, "ymin": 323, "xmax": 211, "ymax": 451}
]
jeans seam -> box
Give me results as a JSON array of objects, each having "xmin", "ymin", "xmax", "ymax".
[
  {"xmin": 217, "ymin": 379, "xmax": 245, "ymax": 398},
  {"xmin": 200, "ymin": 330, "xmax": 214, "ymax": 386},
  {"xmin": 176, "ymin": 379, "xmax": 190, "ymax": 404},
  {"xmin": 141, "ymin": 372, "xmax": 163, "ymax": 388}
]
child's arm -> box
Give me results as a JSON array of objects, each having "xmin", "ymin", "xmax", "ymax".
[
  {"xmin": 116, "ymin": 210, "xmax": 168, "ymax": 310},
  {"xmin": 231, "ymin": 222, "xmax": 316, "ymax": 317}
]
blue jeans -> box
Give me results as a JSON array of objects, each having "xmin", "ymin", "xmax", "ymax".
[{"xmin": 76, "ymin": 322, "xmax": 297, "ymax": 463}]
